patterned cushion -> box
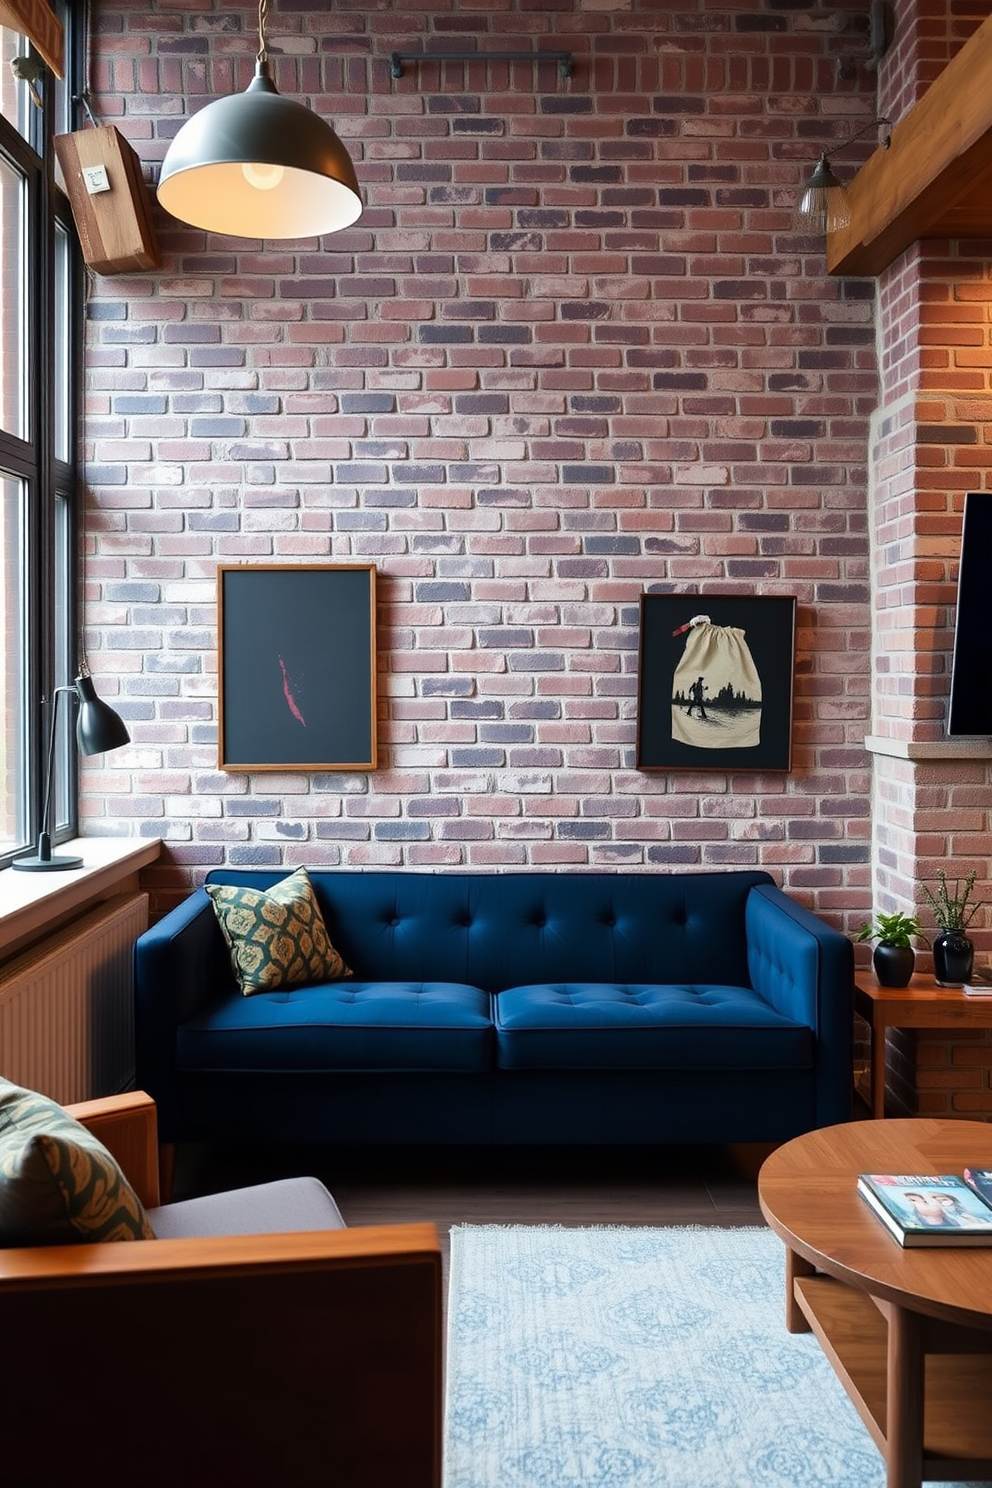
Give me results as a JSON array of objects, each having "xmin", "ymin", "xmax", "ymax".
[
  {"xmin": 206, "ymin": 866, "xmax": 351, "ymax": 996},
  {"xmin": 0, "ymin": 1080, "xmax": 156, "ymax": 1247}
]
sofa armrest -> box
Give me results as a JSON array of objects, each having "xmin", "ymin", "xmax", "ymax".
[
  {"xmin": 746, "ymin": 883, "xmax": 853, "ymax": 1128},
  {"xmin": 0, "ymin": 1222, "xmax": 442, "ymax": 1488},
  {"xmin": 134, "ymin": 887, "xmax": 235, "ymax": 1097},
  {"xmin": 63, "ymin": 1090, "xmax": 161, "ymax": 1209}
]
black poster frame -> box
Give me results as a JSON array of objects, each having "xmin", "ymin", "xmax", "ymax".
[{"xmin": 636, "ymin": 593, "xmax": 797, "ymax": 772}]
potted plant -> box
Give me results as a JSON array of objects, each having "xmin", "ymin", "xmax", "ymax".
[
  {"xmin": 855, "ymin": 911, "xmax": 923, "ymax": 989},
  {"xmin": 918, "ymin": 870, "xmax": 985, "ymax": 986}
]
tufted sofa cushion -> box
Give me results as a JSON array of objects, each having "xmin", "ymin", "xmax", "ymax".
[
  {"xmin": 177, "ymin": 981, "xmax": 493, "ymax": 1072},
  {"xmin": 201, "ymin": 868, "xmax": 767, "ymax": 993},
  {"xmin": 494, "ymin": 983, "xmax": 813, "ymax": 1070}
]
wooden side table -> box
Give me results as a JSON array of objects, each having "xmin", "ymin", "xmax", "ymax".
[{"xmin": 854, "ymin": 970, "xmax": 992, "ymax": 1119}]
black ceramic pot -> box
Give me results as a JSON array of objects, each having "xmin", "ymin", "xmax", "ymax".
[
  {"xmin": 872, "ymin": 943, "xmax": 915, "ymax": 988},
  {"xmin": 932, "ymin": 931, "xmax": 974, "ymax": 987}
]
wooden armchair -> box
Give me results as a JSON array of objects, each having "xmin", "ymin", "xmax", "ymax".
[{"xmin": 0, "ymin": 1092, "xmax": 442, "ymax": 1488}]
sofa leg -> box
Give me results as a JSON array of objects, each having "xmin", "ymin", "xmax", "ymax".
[{"xmin": 158, "ymin": 1142, "xmax": 177, "ymax": 1203}]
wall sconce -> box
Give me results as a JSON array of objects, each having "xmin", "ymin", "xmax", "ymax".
[
  {"xmin": 13, "ymin": 666, "xmax": 130, "ymax": 873},
  {"xmin": 798, "ymin": 117, "xmax": 891, "ymax": 233},
  {"xmin": 832, "ymin": 2, "xmax": 894, "ymax": 80},
  {"xmin": 157, "ymin": 0, "xmax": 361, "ymax": 240}
]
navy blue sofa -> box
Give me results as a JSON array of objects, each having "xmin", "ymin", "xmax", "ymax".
[{"xmin": 134, "ymin": 869, "xmax": 853, "ymax": 1147}]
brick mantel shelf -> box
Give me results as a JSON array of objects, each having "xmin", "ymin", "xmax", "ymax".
[{"xmin": 865, "ymin": 736, "xmax": 992, "ymax": 762}]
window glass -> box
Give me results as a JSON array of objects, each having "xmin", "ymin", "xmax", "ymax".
[
  {"xmin": 0, "ymin": 27, "xmax": 32, "ymax": 145},
  {"xmin": 54, "ymin": 489, "xmax": 71, "ymax": 830},
  {"xmin": 0, "ymin": 0, "xmax": 80, "ymax": 867},
  {"xmin": 53, "ymin": 41, "xmax": 71, "ymax": 141},
  {"xmin": 0, "ymin": 472, "xmax": 26, "ymax": 853},
  {"xmin": 0, "ymin": 151, "xmax": 26, "ymax": 441},
  {"xmin": 54, "ymin": 220, "xmax": 70, "ymax": 462}
]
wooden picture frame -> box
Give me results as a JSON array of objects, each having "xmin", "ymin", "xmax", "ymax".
[
  {"xmin": 217, "ymin": 564, "xmax": 377, "ymax": 771},
  {"xmin": 636, "ymin": 593, "xmax": 797, "ymax": 772}
]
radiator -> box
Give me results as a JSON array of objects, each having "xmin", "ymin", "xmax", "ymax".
[{"xmin": 0, "ymin": 891, "xmax": 148, "ymax": 1104}]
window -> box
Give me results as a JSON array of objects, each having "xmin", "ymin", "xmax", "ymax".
[{"xmin": 0, "ymin": 4, "xmax": 81, "ymax": 864}]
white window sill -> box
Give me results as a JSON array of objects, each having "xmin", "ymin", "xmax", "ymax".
[{"xmin": 0, "ymin": 837, "xmax": 162, "ymax": 962}]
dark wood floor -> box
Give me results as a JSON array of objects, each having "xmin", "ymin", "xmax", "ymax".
[{"xmin": 173, "ymin": 1140, "xmax": 767, "ymax": 1269}]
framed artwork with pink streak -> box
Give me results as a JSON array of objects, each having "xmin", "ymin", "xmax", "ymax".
[{"xmin": 217, "ymin": 564, "xmax": 378, "ymax": 771}]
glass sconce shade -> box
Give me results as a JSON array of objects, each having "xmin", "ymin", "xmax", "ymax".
[{"xmin": 798, "ymin": 153, "xmax": 852, "ymax": 233}]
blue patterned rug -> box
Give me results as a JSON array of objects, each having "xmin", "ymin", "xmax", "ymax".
[{"xmin": 443, "ymin": 1223, "xmax": 988, "ymax": 1488}]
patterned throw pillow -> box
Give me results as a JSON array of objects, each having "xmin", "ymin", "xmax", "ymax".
[
  {"xmin": 206, "ymin": 865, "xmax": 351, "ymax": 996},
  {"xmin": 0, "ymin": 1080, "xmax": 156, "ymax": 1247}
]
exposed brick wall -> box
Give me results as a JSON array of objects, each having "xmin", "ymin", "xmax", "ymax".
[
  {"xmin": 881, "ymin": 0, "xmax": 992, "ymax": 115},
  {"xmin": 857, "ymin": 2, "xmax": 992, "ymax": 1121},
  {"xmin": 78, "ymin": 0, "xmax": 909, "ymax": 921},
  {"xmin": 867, "ymin": 8, "xmax": 992, "ymax": 964},
  {"xmin": 886, "ymin": 1027, "xmax": 992, "ymax": 1117}
]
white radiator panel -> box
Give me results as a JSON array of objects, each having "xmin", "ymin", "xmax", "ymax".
[{"xmin": 0, "ymin": 891, "xmax": 148, "ymax": 1104}]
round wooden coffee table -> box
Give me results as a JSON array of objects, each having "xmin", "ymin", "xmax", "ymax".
[{"xmin": 758, "ymin": 1119, "xmax": 992, "ymax": 1488}]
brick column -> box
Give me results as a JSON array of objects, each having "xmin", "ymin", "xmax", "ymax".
[{"xmin": 864, "ymin": 1, "xmax": 992, "ymax": 1114}]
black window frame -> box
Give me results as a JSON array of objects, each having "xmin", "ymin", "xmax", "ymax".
[{"xmin": 0, "ymin": 4, "xmax": 84, "ymax": 869}]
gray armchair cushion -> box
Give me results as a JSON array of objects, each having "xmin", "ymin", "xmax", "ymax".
[{"xmin": 146, "ymin": 1175, "xmax": 345, "ymax": 1240}]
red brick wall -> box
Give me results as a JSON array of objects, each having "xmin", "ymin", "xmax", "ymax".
[
  {"xmin": 867, "ymin": 4, "xmax": 992, "ymax": 978},
  {"xmin": 76, "ymin": 0, "xmax": 919, "ymax": 922},
  {"xmin": 881, "ymin": 0, "xmax": 990, "ymax": 114},
  {"xmin": 854, "ymin": 2, "xmax": 992, "ymax": 1124},
  {"xmin": 887, "ymin": 1028, "xmax": 992, "ymax": 1117}
]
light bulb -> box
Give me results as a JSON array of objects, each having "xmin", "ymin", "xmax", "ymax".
[{"xmin": 242, "ymin": 161, "xmax": 284, "ymax": 191}]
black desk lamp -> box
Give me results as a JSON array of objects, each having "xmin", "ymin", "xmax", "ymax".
[{"xmin": 13, "ymin": 665, "xmax": 130, "ymax": 872}]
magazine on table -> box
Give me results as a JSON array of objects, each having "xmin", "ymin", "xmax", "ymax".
[{"xmin": 857, "ymin": 1170, "xmax": 992, "ymax": 1246}]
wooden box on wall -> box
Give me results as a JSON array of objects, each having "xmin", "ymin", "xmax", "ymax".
[{"xmin": 54, "ymin": 126, "xmax": 160, "ymax": 275}]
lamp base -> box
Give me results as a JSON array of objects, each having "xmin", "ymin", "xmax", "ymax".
[{"xmin": 13, "ymin": 852, "xmax": 84, "ymax": 872}]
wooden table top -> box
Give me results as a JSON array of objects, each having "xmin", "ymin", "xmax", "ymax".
[
  {"xmin": 758, "ymin": 1119, "xmax": 992, "ymax": 1330},
  {"xmin": 854, "ymin": 970, "xmax": 992, "ymax": 1020}
]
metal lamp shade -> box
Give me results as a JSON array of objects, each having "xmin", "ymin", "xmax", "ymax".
[
  {"xmin": 798, "ymin": 154, "xmax": 851, "ymax": 233},
  {"xmin": 74, "ymin": 672, "xmax": 130, "ymax": 756},
  {"xmin": 157, "ymin": 63, "xmax": 362, "ymax": 239}
]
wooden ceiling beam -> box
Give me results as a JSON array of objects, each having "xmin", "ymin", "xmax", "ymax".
[{"xmin": 827, "ymin": 10, "xmax": 992, "ymax": 276}]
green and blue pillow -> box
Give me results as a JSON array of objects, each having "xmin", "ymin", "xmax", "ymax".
[
  {"xmin": 0, "ymin": 1080, "xmax": 156, "ymax": 1247},
  {"xmin": 206, "ymin": 866, "xmax": 351, "ymax": 996}
]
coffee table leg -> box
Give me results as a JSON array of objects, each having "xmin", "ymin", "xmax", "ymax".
[
  {"xmin": 886, "ymin": 1303, "xmax": 923, "ymax": 1488},
  {"xmin": 872, "ymin": 1012, "xmax": 887, "ymax": 1119},
  {"xmin": 784, "ymin": 1246, "xmax": 815, "ymax": 1333}
]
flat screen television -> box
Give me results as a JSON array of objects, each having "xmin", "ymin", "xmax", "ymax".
[{"xmin": 947, "ymin": 490, "xmax": 992, "ymax": 736}]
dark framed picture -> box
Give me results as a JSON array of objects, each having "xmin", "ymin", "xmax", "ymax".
[
  {"xmin": 636, "ymin": 594, "xmax": 797, "ymax": 772},
  {"xmin": 218, "ymin": 564, "xmax": 378, "ymax": 771}
]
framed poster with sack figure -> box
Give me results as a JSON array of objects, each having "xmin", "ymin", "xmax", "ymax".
[
  {"xmin": 218, "ymin": 563, "xmax": 378, "ymax": 771},
  {"xmin": 636, "ymin": 594, "xmax": 796, "ymax": 772}
]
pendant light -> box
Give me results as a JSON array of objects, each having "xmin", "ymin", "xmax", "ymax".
[
  {"xmin": 157, "ymin": 0, "xmax": 362, "ymax": 240},
  {"xmin": 797, "ymin": 116, "xmax": 891, "ymax": 236}
]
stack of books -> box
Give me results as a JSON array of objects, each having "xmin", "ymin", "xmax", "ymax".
[{"xmin": 858, "ymin": 1168, "xmax": 992, "ymax": 1246}]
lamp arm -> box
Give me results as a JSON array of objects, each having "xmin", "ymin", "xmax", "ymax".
[{"xmin": 826, "ymin": 115, "xmax": 892, "ymax": 162}]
